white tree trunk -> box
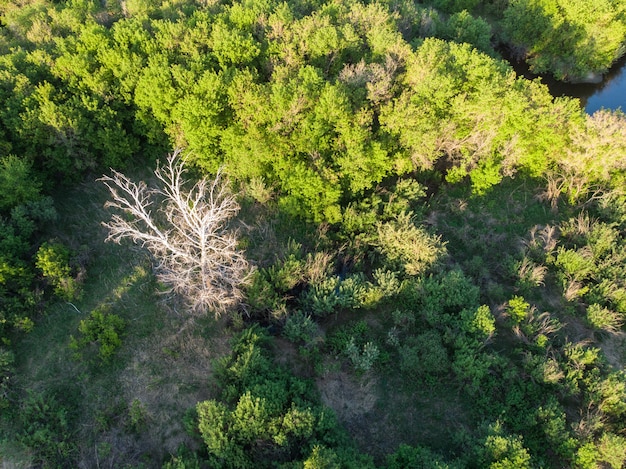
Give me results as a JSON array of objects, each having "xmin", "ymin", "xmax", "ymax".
[{"xmin": 100, "ymin": 149, "xmax": 250, "ymax": 317}]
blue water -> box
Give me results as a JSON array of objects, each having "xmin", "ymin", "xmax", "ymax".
[
  {"xmin": 509, "ymin": 54, "xmax": 626, "ymax": 114},
  {"xmin": 584, "ymin": 61, "xmax": 626, "ymax": 114}
]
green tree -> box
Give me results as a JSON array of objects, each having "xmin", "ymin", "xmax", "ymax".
[{"xmin": 0, "ymin": 155, "xmax": 41, "ymax": 212}]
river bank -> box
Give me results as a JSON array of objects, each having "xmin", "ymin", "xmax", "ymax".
[{"xmin": 507, "ymin": 53, "xmax": 626, "ymax": 114}]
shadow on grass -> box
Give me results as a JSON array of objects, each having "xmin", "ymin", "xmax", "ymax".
[{"xmin": 9, "ymin": 177, "xmax": 232, "ymax": 467}]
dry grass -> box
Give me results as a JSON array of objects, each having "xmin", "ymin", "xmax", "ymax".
[
  {"xmin": 517, "ymin": 256, "xmax": 547, "ymax": 287},
  {"xmin": 316, "ymin": 368, "xmax": 378, "ymax": 427},
  {"xmin": 597, "ymin": 332, "xmax": 626, "ymax": 371},
  {"xmin": 564, "ymin": 279, "xmax": 585, "ymax": 302}
]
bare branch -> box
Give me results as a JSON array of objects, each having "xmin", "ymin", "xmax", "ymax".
[{"xmin": 99, "ymin": 150, "xmax": 251, "ymax": 317}]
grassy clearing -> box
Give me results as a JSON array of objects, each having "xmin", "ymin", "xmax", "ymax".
[
  {"xmin": 7, "ymin": 178, "xmax": 233, "ymax": 467},
  {"xmin": 429, "ymin": 177, "xmax": 571, "ymax": 307}
]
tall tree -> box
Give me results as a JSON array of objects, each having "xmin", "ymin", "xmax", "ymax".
[{"xmin": 100, "ymin": 150, "xmax": 251, "ymax": 316}]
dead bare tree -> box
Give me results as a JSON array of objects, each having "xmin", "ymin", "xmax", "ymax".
[{"xmin": 100, "ymin": 150, "xmax": 250, "ymax": 317}]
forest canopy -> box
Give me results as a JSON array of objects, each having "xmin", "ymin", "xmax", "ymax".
[{"xmin": 1, "ymin": 0, "xmax": 626, "ymax": 467}]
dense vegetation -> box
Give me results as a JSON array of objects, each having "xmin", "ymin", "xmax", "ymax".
[{"xmin": 1, "ymin": 0, "xmax": 626, "ymax": 466}]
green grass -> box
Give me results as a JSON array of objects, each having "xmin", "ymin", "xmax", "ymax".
[
  {"xmin": 6, "ymin": 178, "xmax": 233, "ymax": 467},
  {"xmin": 7, "ymin": 172, "xmax": 625, "ymax": 467},
  {"xmin": 373, "ymin": 374, "xmax": 474, "ymax": 460},
  {"xmin": 428, "ymin": 177, "xmax": 572, "ymax": 303}
]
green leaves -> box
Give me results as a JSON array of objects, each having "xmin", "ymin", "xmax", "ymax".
[
  {"xmin": 35, "ymin": 241, "xmax": 80, "ymax": 301},
  {"xmin": 375, "ymin": 212, "xmax": 447, "ymax": 276},
  {"xmin": 209, "ymin": 20, "xmax": 261, "ymax": 68},
  {"xmin": 0, "ymin": 155, "xmax": 41, "ymax": 212},
  {"xmin": 69, "ymin": 307, "xmax": 126, "ymax": 364},
  {"xmin": 197, "ymin": 326, "xmax": 353, "ymax": 467},
  {"xmin": 502, "ymin": 0, "xmax": 626, "ymax": 80}
]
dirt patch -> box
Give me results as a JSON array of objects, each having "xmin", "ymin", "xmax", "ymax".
[
  {"xmin": 273, "ymin": 337, "xmax": 310, "ymax": 376},
  {"xmin": 316, "ymin": 370, "xmax": 378, "ymax": 423},
  {"xmin": 316, "ymin": 365, "xmax": 472, "ymax": 463},
  {"xmin": 598, "ymin": 331, "xmax": 626, "ymax": 370},
  {"xmin": 316, "ymin": 369, "xmax": 386, "ymax": 455}
]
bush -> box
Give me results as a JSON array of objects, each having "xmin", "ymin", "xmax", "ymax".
[
  {"xmin": 326, "ymin": 320, "xmax": 370, "ymax": 356},
  {"xmin": 300, "ymin": 273, "xmax": 373, "ymax": 316},
  {"xmin": 303, "ymin": 445, "xmax": 340, "ymax": 469},
  {"xmin": 17, "ymin": 391, "xmax": 77, "ymax": 468},
  {"xmin": 345, "ymin": 338, "xmax": 379, "ymax": 373},
  {"xmin": 452, "ymin": 342, "xmax": 493, "ymax": 393},
  {"xmin": 375, "ymin": 212, "xmax": 446, "ymax": 276},
  {"xmin": 421, "ymin": 270, "xmax": 481, "ymax": 328},
  {"xmin": 162, "ymin": 445, "xmax": 202, "ymax": 469},
  {"xmin": 0, "ymin": 347, "xmax": 14, "ymax": 410},
  {"xmin": 399, "ymin": 330, "xmax": 450, "ymax": 380},
  {"xmin": 246, "ymin": 270, "xmax": 285, "ymax": 315},
  {"xmin": 461, "ymin": 305, "xmax": 496, "ymax": 341},
  {"xmin": 574, "ymin": 433, "xmax": 626, "ymax": 469},
  {"xmin": 69, "ymin": 307, "xmax": 126, "ymax": 364},
  {"xmin": 506, "ymin": 296, "xmax": 530, "ymax": 324},
  {"xmin": 35, "ymin": 241, "xmax": 80, "ymax": 301},
  {"xmin": 443, "ymin": 10, "xmax": 492, "ymax": 53},
  {"xmin": 585, "ymin": 303, "xmax": 623, "ymax": 333},
  {"xmin": 127, "ymin": 398, "xmax": 148, "ymax": 433},
  {"xmin": 480, "ymin": 422, "xmax": 532, "ymax": 469},
  {"xmin": 386, "ymin": 443, "xmax": 458, "ymax": 468},
  {"xmin": 553, "ymin": 247, "xmax": 596, "ymax": 283},
  {"xmin": 0, "ymin": 155, "xmax": 41, "ymax": 212},
  {"xmin": 282, "ymin": 311, "xmax": 319, "ymax": 345},
  {"xmin": 197, "ymin": 326, "xmax": 354, "ymax": 467},
  {"xmin": 596, "ymin": 433, "xmax": 626, "ymax": 469}
]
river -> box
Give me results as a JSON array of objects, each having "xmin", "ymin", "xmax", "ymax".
[{"xmin": 510, "ymin": 54, "xmax": 626, "ymax": 114}]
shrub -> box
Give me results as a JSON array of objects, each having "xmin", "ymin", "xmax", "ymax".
[
  {"xmin": 515, "ymin": 256, "xmax": 547, "ymax": 293},
  {"xmin": 300, "ymin": 273, "xmax": 372, "ymax": 316},
  {"xmin": 585, "ymin": 303, "xmax": 623, "ymax": 333},
  {"xmin": 127, "ymin": 398, "xmax": 148, "ymax": 433},
  {"xmin": 0, "ymin": 155, "xmax": 42, "ymax": 212},
  {"xmin": 452, "ymin": 342, "xmax": 493, "ymax": 393},
  {"xmin": 303, "ymin": 445, "xmax": 340, "ymax": 469},
  {"xmin": 441, "ymin": 10, "xmax": 493, "ymax": 54},
  {"xmin": 17, "ymin": 391, "xmax": 77, "ymax": 467},
  {"xmin": 506, "ymin": 296, "xmax": 530, "ymax": 324},
  {"xmin": 574, "ymin": 433, "xmax": 626, "ymax": 469},
  {"xmin": 375, "ymin": 212, "xmax": 446, "ymax": 276},
  {"xmin": 387, "ymin": 443, "xmax": 458, "ymax": 468},
  {"xmin": 326, "ymin": 320, "xmax": 370, "ymax": 356},
  {"xmin": 344, "ymin": 338, "xmax": 379, "ymax": 373},
  {"xmin": 563, "ymin": 343, "xmax": 601, "ymax": 394},
  {"xmin": 0, "ymin": 347, "xmax": 14, "ymax": 410},
  {"xmin": 372, "ymin": 269, "xmax": 403, "ymax": 298},
  {"xmin": 596, "ymin": 433, "xmax": 626, "ymax": 469},
  {"xmin": 461, "ymin": 305, "xmax": 496, "ymax": 341},
  {"xmin": 588, "ymin": 371, "xmax": 626, "ymax": 419},
  {"xmin": 524, "ymin": 354, "xmax": 564, "ymax": 386},
  {"xmin": 421, "ymin": 270, "xmax": 481, "ymax": 328},
  {"xmin": 480, "ymin": 422, "xmax": 532, "ymax": 469},
  {"xmin": 282, "ymin": 311, "xmax": 319, "ymax": 345},
  {"xmin": 391, "ymin": 309, "xmax": 417, "ymax": 331},
  {"xmin": 265, "ymin": 255, "xmax": 306, "ymax": 294},
  {"xmin": 197, "ymin": 326, "xmax": 353, "ymax": 467},
  {"xmin": 399, "ymin": 330, "xmax": 450, "ymax": 380},
  {"xmin": 69, "ymin": 307, "xmax": 126, "ymax": 364},
  {"xmin": 162, "ymin": 445, "xmax": 202, "ymax": 469},
  {"xmin": 553, "ymin": 247, "xmax": 596, "ymax": 283},
  {"xmin": 35, "ymin": 241, "xmax": 80, "ymax": 301},
  {"xmin": 246, "ymin": 270, "xmax": 285, "ymax": 315}
]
